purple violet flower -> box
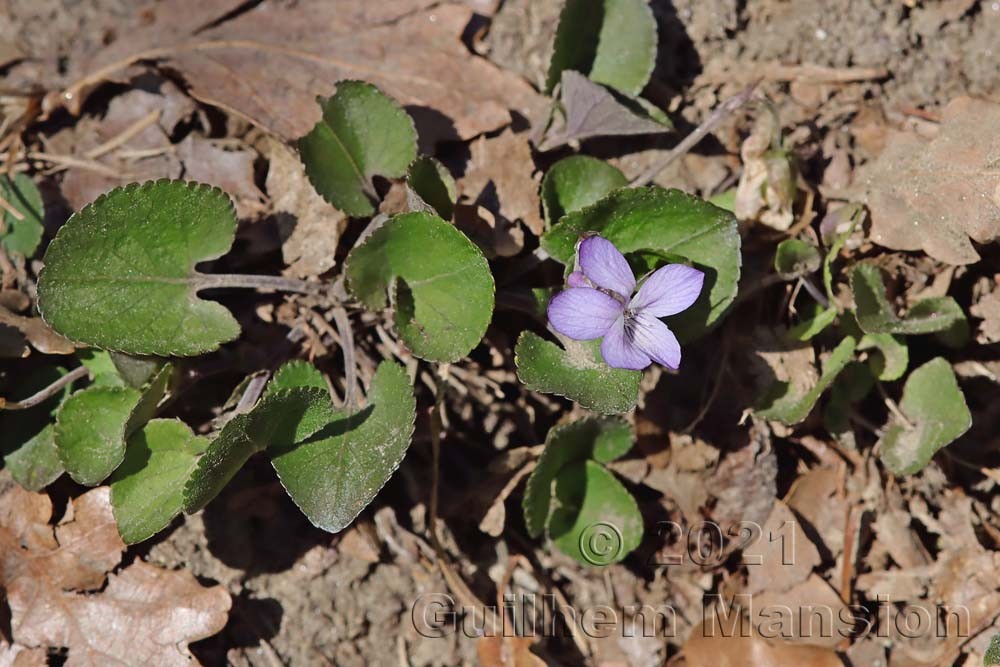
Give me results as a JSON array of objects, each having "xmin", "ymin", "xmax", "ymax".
[{"xmin": 547, "ymin": 236, "xmax": 705, "ymax": 371}]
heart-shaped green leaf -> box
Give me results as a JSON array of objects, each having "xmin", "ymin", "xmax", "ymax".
[
  {"xmin": 515, "ymin": 331, "xmax": 640, "ymax": 414},
  {"xmin": 407, "ymin": 156, "xmax": 456, "ymax": 220},
  {"xmin": 271, "ymin": 361, "xmax": 416, "ymax": 533},
  {"xmin": 541, "ymin": 156, "xmax": 627, "ymax": 227},
  {"xmin": 879, "ymin": 358, "xmax": 971, "ymax": 475},
  {"xmin": 851, "ymin": 263, "xmax": 965, "ymax": 335},
  {"xmin": 55, "ymin": 363, "xmax": 173, "ymax": 485},
  {"xmin": 110, "ymin": 419, "xmax": 210, "ymax": 544},
  {"xmin": 298, "ymin": 81, "xmax": 417, "ymax": 217},
  {"xmin": 756, "ymin": 336, "xmax": 857, "ymax": 425},
  {"xmin": 523, "ymin": 416, "xmax": 632, "ymax": 538},
  {"xmin": 546, "ymin": 0, "xmax": 657, "ymax": 96},
  {"xmin": 789, "ymin": 303, "xmax": 838, "ymax": 341},
  {"xmin": 542, "ymin": 186, "xmax": 741, "ymax": 340},
  {"xmin": 2, "ymin": 367, "xmax": 74, "ymax": 491},
  {"xmin": 37, "ymin": 180, "xmax": 241, "ymax": 356},
  {"xmin": 0, "ymin": 173, "xmax": 44, "ymax": 257},
  {"xmin": 548, "ymin": 460, "xmax": 643, "ymax": 566},
  {"xmin": 346, "ymin": 211, "xmax": 494, "ymax": 362},
  {"xmin": 774, "ymin": 238, "xmax": 821, "ymax": 280},
  {"xmin": 183, "ymin": 387, "xmax": 333, "ymax": 513}
]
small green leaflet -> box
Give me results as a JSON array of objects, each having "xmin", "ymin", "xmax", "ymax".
[
  {"xmin": 546, "ymin": 0, "xmax": 657, "ymax": 96},
  {"xmin": 541, "ymin": 156, "xmax": 627, "ymax": 228},
  {"xmin": 37, "ymin": 180, "xmax": 242, "ymax": 356},
  {"xmin": 879, "ymin": 358, "xmax": 971, "ymax": 476},
  {"xmin": 346, "ymin": 211, "xmax": 494, "ymax": 362},
  {"xmin": 407, "ymin": 156, "xmax": 457, "ymax": 220},
  {"xmin": 542, "ymin": 186, "xmax": 741, "ymax": 341},
  {"xmin": 55, "ymin": 363, "xmax": 172, "ymax": 485},
  {"xmin": 985, "ymin": 633, "xmax": 1000, "ymax": 666},
  {"xmin": 110, "ymin": 419, "xmax": 210, "ymax": 544},
  {"xmin": 515, "ymin": 331, "xmax": 640, "ymax": 414},
  {"xmin": 858, "ymin": 333, "xmax": 908, "ymax": 381},
  {"xmin": 756, "ymin": 337, "xmax": 857, "ymax": 425},
  {"xmin": 851, "ymin": 263, "xmax": 966, "ymax": 335},
  {"xmin": 270, "ymin": 361, "xmax": 416, "ymax": 533},
  {"xmin": 266, "ymin": 359, "xmax": 329, "ymax": 398},
  {"xmin": 548, "ymin": 460, "xmax": 643, "ymax": 566},
  {"xmin": 774, "ymin": 238, "xmax": 821, "ymax": 280},
  {"xmin": 522, "ymin": 416, "xmax": 633, "ymax": 537},
  {"xmin": 0, "ymin": 173, "xmax": 44, "ymax": 257},
  {"xmin": 298, "ymin": 80, "xmax": 418, "ymax": 217}
]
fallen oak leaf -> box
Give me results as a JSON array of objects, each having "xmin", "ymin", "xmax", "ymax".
[
  {"xmin": 459, "ymin": 128, "xmax": 543, "ymax": 236},
  {"xmin": 860, "ymin": 96, "xmax": 1000, "ymax": 265},
  {"xmin": 60, "ymin": 0, "xmax": 546, "ymax": 146}
]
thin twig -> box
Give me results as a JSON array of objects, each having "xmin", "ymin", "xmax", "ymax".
[
  {"xmin": 876, "ymin": 380, "xmax": 914, "ymax": 430},
  {"xmin": 84, "ymin": 108, "xmax": 161, "ymax": 160},
  {"xmin": 0, "ymin": 365, "xmax": 89, "ymax": 410},
  {"xmin": 27, "ymin": 151, "xmax": 129, "ymax": 178},
  {"xmin": 330, "ymin": 307, "xmax": 357, "ymax": 408},
  {"xmin": 628, "ymin": 82, "xmax": 760, "ymax": 187},
  {"xmin": 800, "ymin": 276, "xmax": 831, "ymax": 309},
  {"xmin": 0, "ymin": 193, "xmax": 25, "ymax": 221}
]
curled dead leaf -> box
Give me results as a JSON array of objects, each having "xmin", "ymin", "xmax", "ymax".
[{"xmin": 0, "ymin": 306, "xmax": 74, "ymax": 355}]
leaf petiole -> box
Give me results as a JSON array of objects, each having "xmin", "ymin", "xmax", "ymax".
[{"xmin": 194, "ymin": 273, "xmax": 327, "ymax": 295}]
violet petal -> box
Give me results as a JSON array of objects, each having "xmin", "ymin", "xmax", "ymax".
[
  {"xmin": 629, "ymin": 312, "xmax": 681, "ymax": 369},
  {"xmin": 578, "ymin": 236, "xmax": 635, "ymax": 298},
  {"xmin": 548, "ymin": 287, "xmax": 623, "ymax": 340},
  {"xmin": 600, "ymin": 316, "xmax": 652, "ymax": 370},
  {"xmin": 630, "ymin": 264, "xmax": 705, "ymax": 317}
]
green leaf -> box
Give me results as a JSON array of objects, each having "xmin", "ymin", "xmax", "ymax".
[
  {"xmin": 109, "ymin": 419, "xmax": 210, "ymax": 544},
  {"xmin": 298, "ymin": 81, "xmax": 417, "ymax": 217},
  {"xmin": 346, "ymin": 211, "xmax": 494, "ymax": 362},
  {"xmin": 756, "ymin": 336, "xmax": 857, "ymax": 425},
  {"xmin": 271, "ymin": 361, "xmax": 416, "ymax": 533},
  {"xmin": 2, "ymin": 367, "xmax": 73, "ymax": 491},
  {"xmin": 822, "ymin": 203, "xmax": 863, "ymax": 301},
  {"xmin": 110, "ymin": 352, "xmax": 165, "ymax": 388},
  {"xmin": 541, "ymin": 156, "xmax": 627, "ymax": 227},
  {"xmin": 789, "ymin": 303, "xmax": 838, "ymax": 341},
  {"xmin": 78, "ymin": 349, "xmax": 127, "ymax": 388},
  {"xmin": 183, "ymin": 387, "xmax": 334, "ymax": 513},
  {"xmin": 407, "ymin": 156, "xmax": 456, "ymax": 220},
  {"xmin": 515, "ymin": 331, "xmax": 640, "ymax": 414},
  {"xmin": 37, "ymin": 180, "xmax": 241, "ymax": 356},
  {"xmin": 55, "ymin": 364, "xmax": 172, "ymax": 485},
  {"xmin": 823, "ymin": 361, "xmax": 875, "ymax": 435},
  {"xmin": 523, "ymin": 417, "xmax": 632, "ymax": 537},
  {"xmin": 547, "ymin": 460, "xmax": 643, "ymax": 566},
  {"xmin": 858, "ymin": 333, "xmax": 908, "ymax": 381},
  {"xmin": 542, "ymin": 187, "xmax": 741, "ymax": 340},
  {"xmin": 879, "ymin": 358, "xmax": 971, "ymax": 476},
  {"xmin": 266, "ymin": 360, "xmax": 329, "ymax": 398},
  {"xmin": 851, "ymin": 263, "xmax": 966, "ymax": 335},
  {"xmin": 0, "ymin": 173, "xmax": 44, "ymax": 257},
  {"xmin": 774, "ymin": 239, "xmax": 821, "ymax": 280},
  {"xmin": 546, "ymin": 0, "xmax": 657, "ymax": 96}
]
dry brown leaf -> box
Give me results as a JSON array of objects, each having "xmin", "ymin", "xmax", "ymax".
[
  {"xmin": 751, "ymin": 574, "xmax": 851, "ymax": 649},
  {"xmin": 0, "ymin": 306, "xmax": 74, "ymax": 355},
  {"xmin": 263, "ymin": 138, "xmax": 347, "ymax": 279},
  {"xmin": 734, "ymin": 115, "xmax": 796, "ymax": 230},
  {"xmin": 454, "ymin": 204, "xmax": 525, "ymax": 259},
  {"xmin": 63, "ymin": 1, "xmax": 545, "ymax": 146},
  {"xmin": 970, "ymin": 275, "xmax": 1000, "ymax": 343},
  {"xmin": 460, "ymin": 128, "xmax": 543, "ymax": 236},
  {"xmin": 683, "ymin": 620, "xmax": 842, "ymax": 667},
  {"xmin": 861, "ymin": 96, "xmax": 1000, "ymax": 265},
  {"xmin": 476, "ymin": 635, "xmax": 546, "ymax": 667},
  {"xmin": 0, "ymin": 475, "xmax": 229, "ymax": 666},
  {"xmin": 0, "ymin": 639, "xmax": 46, "ymax": 667},
  {"xmin": 743, "ymin": 500, "xmax": 821, "ymax": 595},
  {"xmin": 785, "ymin": 467, "xmax": 846, "ymax": 558},
  {"xmin": 177, "ymin": 135, "xmax": 264, "ymax": 218},
  {"xmin": 705, "ymin": 422, "xmax": 777, "ymax": 533}
]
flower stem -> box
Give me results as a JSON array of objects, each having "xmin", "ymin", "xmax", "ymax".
[
  {"xmin": 0, "ymin": 365, "xmax": 90, "ymax": 410},
  {"xmin": 196, "ymin": 273, "xmax": 327, "ymax": 295}
]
